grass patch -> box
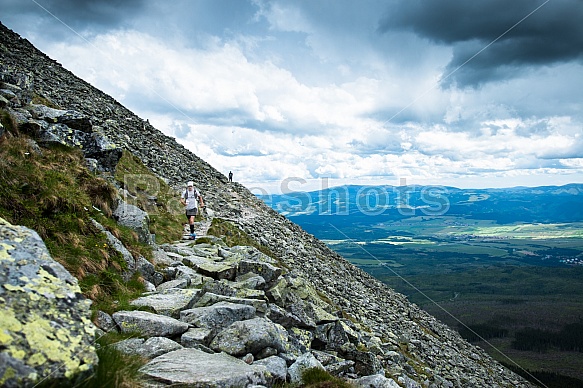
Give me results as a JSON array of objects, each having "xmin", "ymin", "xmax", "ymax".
[
  {"xmin": 207, "ymin": 217, "xmax": 277, "ymax": 259},
  {"xmin": 37, "ymin": 332, "xmax": 147, "ymax": 388},
  {"xmin": 300, "ymin": 367, "xmax": 353, "ymax": 387},
  {"xmin": 113, "ymin": 150, "xmax": 184, "ymax": 243},
  {"xmin": 81, "ymin": 345, "xmax": 146, "ymax": 388},
  {"xmin": 31, "ymin": 93, "xmax": 60, "ymax": 109},
  {"xmin": 275, "ymin": 367, "xmax": 353, "ymax": 388},
  {"xmin": 0, "ymin": 133, "xmax": 145, "ymax": 313}
]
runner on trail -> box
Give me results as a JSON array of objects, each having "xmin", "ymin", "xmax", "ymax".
[{"xmin": 180, "ymin": 181, "xmax": 205, "ymax": 239}]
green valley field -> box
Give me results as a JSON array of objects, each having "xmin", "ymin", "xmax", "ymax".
[
  {"xmin": 322, "ymin": 218, "xmax": 583, "ymax": 386},
  {"xmin": 262, "ymin": 184, "xmax": 583, "ymax": 386}
]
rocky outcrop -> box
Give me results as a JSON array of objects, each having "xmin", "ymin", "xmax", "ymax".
[
  {"xmin": 90, "ymin": 238, "xmax": 409, "ymax": 386},
  {"xmin": 0, "ymin": 218, "xmax": 97, "ymax": 388},
  {"xmin": 0, "ymin": 21, "xmax": 534, "ymax": 387}
]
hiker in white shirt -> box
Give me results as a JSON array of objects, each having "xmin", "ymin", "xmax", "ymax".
[{"xmin": 180, "ymin": 181, "xmax": 205, "ymax": 239}]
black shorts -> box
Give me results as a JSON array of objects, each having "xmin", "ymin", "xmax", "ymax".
[{"xmin": 185, "ymin": 208, "xmax": 198, "ymax": 219}]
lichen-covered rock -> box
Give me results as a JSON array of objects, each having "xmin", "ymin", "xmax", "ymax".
[
  {"xmin": 253, "ymin": 355, "xmax": 288, "ymax": 382},
  {"xmin": 288, "ymin": 352, "xmax": 325, "ymax": 384},
  {"xmin": 0, "ymin": 219, "xmax": 98, "ymax": 387},
  {"xmin": 238, "ymin": 259, "xmax": 282, "ymax": 286}
]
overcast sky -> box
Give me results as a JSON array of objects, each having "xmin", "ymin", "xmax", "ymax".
[{"xmin": 3, "ymin": 0, "xmax": 583, "ymax": 193}]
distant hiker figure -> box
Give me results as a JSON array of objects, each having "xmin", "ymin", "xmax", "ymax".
[
  {"xmin": 180, "ymin": 181, "xmax": 205, "ymax": 240},
  {"xmin": 228, "ymin": 171, "xmax": 233, "ymax": 182}
]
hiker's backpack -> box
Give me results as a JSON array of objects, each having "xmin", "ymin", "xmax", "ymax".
[{"xmin": 183, "ymin": 188, "xmax": 199, "ymax": 201}]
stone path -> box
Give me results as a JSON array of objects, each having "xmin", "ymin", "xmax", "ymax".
[
  {"xmin": 95, "ymin": 235, "xmax": 401, "ymax": 387},
  {"xmin": 181, "ymin": 216, "xmax": 212, "ymax": 240}
]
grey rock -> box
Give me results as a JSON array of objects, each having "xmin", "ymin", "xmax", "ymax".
[
  {"xmin": 113, "ymin": 337, "xmax": 182, "ymax": 359},
  {"xmin": 266, "ymin": 303, "xmax": 303, "ymax": 329},
  {"xmin": 174, "ymin": 265, "xmax": 206, "ymax": 286},
  {"xmin": 235, "ymin": 272, "xmax": 267, "ymax": 290},
  {"xmin": 181, "ymin": 327, "xmax": 213, "ymax": 347},
  {"xmin": 342, "ymin": 349, "xmax": 385, "ymax": 376},
  {"xmin": 352, "ymin": 373, "xmax": 401, "ymax": 388},
  {"xmin": 194, "ymin": 292, "xmax": 268, "ymax": 313},
  {"xmin": 136, "ymin": 255, "xmax": 162, "ymax": 286},
  {"xmin": 197, "ymin": 260, "xmax": 237, "ymax": 280},
  {"xmin": 95, "ymin": 310, "xmax": 117, "ymax": 332},
  {"xmin": 113, "ymin": 201, "xmax": 151, "ymax": 244},
  {"xmin": 130, "ymin": 288, "xmax": 202, "ymax": 318},
  {"xmin": 316, "ymin": 320, "xmax": 360, "ymax": 351},
  {"xmin": 112, "ymin": 310, "xmax": 189, "ymax": 337},
  {"xmin": 254, "ymin": 355, "xmax": 288, "ymax": 382},
  {"xmin": 0, "ymin": 220, "xmax": 98, "ymax": 387},
  {"xmin": 152, "ymin": 248, "xmax": 179, "ymax": 266},
  {"xmin": 180, "ymin": 301, "xmax": 256, "ymax": 335},
  {"xmin": 326, "ymin": 360, "xmax": 355, "ymax": 376},
  {"xmin": 288, "ymin": 352, "xmax": 325, "ymax": 384},
  {"xmin": 156, "ymin": 278, "xmax": 189, "ymax": 291},
  {"xmin": 102, "ymin": 229, "xmax": 136, "ymax": 278},
  {"xmin": 210, "ymin": 317, "xmax": 289, "ymax": 357},
  {"xmin": 140, "ymin": 349, "xmax": 271, "ymax": 387},
  {"xmin": 238, "ymin": 259, "xmax": 282, "ymax": 286}
]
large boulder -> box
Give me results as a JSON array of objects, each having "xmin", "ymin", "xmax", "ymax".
[
  {"xmin": 113, "ymin": 200, "xmax": 151, "ymax": 244},
  {"xmin": 180, "ymin": 302, "xmax": 256, "ymax": 336},
  {"xmin": 113, "ymin": 337, "xmax": 183, "ymax": 360},
  {"xmin": 112, "ymin": 310, "xmax": 189, "ymax": 338},
  {"xmin": 0, "ymin": 219, "xmax": 98, "ymax": 387},
  {"xmin": 210, "ymin": 317, "xmax": 289, "ymax": 357},
  {"xmin": 140, "ymin": 348, "xmax": 271, "ymax": 387},
  {"xmin": 130, "ymin": 288, "xmax": 202, "ymax": 318},
  {"xmin": 238, "ymin": 259, "xmax": 282, "ymax": 286}
]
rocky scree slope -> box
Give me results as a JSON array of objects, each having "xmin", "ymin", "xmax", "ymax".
[{"xmin": 0, "ymin": 22, "xmax": 533, "ymax": 387}]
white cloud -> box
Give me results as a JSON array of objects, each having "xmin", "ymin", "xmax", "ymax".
[{"xmin": 8, "ymin": 0, "xmax": 581, "ymax": 193}]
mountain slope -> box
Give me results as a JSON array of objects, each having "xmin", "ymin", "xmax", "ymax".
[{"xmin": 0, "ymin": 22, "xmax": 533, "ymax": 387}]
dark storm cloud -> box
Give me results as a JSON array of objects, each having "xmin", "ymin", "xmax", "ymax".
[
  {"xmin": 3, "ymin": 0, "xmax": 148, "ymax": 37},
  {"xmin": 379, "ymin": 0, "xmax": 583, "ymax": 87},
  {"xmin": 41, "ymin": 0, "xmax": 146, "ymax": 27}
]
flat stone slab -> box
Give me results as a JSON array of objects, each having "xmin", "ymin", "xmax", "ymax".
[
  {"xmin": 130, "ymin": 288, "xmax": 202, "ymax": 318},
  {"xmin": 112, "ymin": 310, "xmax": 189, "ymax": 338},
  {"xmin": 140, "ymin": 348, "xmax": 270, "ymax": 387}
]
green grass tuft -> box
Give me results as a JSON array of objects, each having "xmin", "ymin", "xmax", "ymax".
[
  {"xmin": 301, "ymin": 367, "xmax": 353, "ymax": 387},
  {"xmin": 113, "ymin": 150, "xmax": 184, "ymax": 243},
  {"xmin": 0, "ymin": 133, "xmax": 144, "ymax": 313},
  {"xmin": 207, "ymin": 217, "xmax": 278, "ymax": 258}
]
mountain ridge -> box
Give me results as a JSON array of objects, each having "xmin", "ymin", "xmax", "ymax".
[
  {"xmin": 259, "ymin": 183, "xmax": 583, "ymax": 224},
  {"xmin": 0, "ymin": 21, "xmax": 534, "ymax": 387}
]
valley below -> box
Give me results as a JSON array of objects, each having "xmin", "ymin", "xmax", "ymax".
[
  {"xmin": 307, "ymin": 217, "xmax": 583, "ymax": 385},
  {"xmin": 260, "ymin": 184, "xmax": 583, "ymax": 386}
]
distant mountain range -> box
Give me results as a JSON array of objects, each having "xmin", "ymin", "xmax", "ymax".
[{"xmin": 259, "ymin": 183, "xmax": 583, "ymax": 226}]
